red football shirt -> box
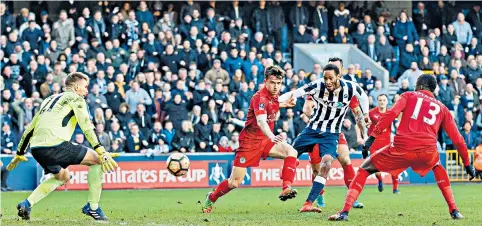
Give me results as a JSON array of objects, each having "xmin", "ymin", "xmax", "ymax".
[
  {"xmin": 368, "ymin": 107, "xmax": 391, "ymax": 142},
  {"xmin": 372, "ymin": 90, "xmax": 469, "ymax": 165},
  {"xmin": 240, "ymin": 87, "xmax": 280, "ymax": 139}
]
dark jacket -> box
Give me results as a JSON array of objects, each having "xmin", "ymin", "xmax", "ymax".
[
  {"xmin": 163, "ymin": 101, "xmax": 190, "ymax": 130},
  {"xmin": 126, "ymin": 133, "xmax": 148, "ymax": 153},
  {"xmin": 376, "ymin": 42, "xmax": 395, "ymax": 62},
  {"xmin": 393, "ymin": 20, "xmax": 419, "ymax": 47},
  {"xmin": 293, "ymin": 32, "xmax": 312, "ymax": 44},
  {"xmin": 311, "ymin": 6, "xmax": 329, "ymax": 36},
  {"xmin": 252, "ymin": 7, "xmax": 271, "ymax": 34},
  {"xmin": 171, "ymin": 130, "xmax": 195, "ymax": 151},
  {"xmin": 193, "ymin": 89, "xmax": 210, "ymax": 109},
  {"xmin": 161, "ymin": 53, "xmax": 180, "ymax": 73},
  {"xmin": 400, "ymin": 51, "xmax": 418, "ymax": 71},
  {"xmin": 132, "ymin": 113, "xmax": 153, "ymax": 138},
  {"xmin": 351, "ymin": 32, "xmax": 368, "ymax": 47},
  {"xmin": 289, "ymin": 5, "xmax": 309, "ymax": 27},
  {"xmin": 21, "ymin": 28, "xmax": 43, "ymax": 50},
  {"xmin": 225, "ymin": 56, "xmax": 243, "ymax": 75},
  {"xmin": 465, "ymin": 67, "xmax": 482, "ymax": 85},
  {"xmin": 437, "ymin": 84, "xmax": 455, "ymax": 107},
  {"xmin": 194, "ymin": 122, "xmax": 212, "ymax": 144}
]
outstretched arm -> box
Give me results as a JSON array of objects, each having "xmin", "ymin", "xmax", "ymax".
[
  {"xmin": 372, "ymin": 93, "xmax": 408, "ymax": 137},
  {"xmin": 279, "ymin": 79, "xmax": 321, "ymax": 103},
  {"xmin": 442, "ymin": 111, "xmax": 470, "ymax": 166}
]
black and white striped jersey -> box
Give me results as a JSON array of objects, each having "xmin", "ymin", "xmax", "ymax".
[{"xmin": 298, "ymin": 79, "xmax": 369, "ymax": 133}]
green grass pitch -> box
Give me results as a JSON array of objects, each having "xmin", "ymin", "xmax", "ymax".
[{"xmin": 1, "ymin": 184, "xmax": 480, "ymax": 225}]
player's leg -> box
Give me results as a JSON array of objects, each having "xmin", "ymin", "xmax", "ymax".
[
  {"xmin": 268, "ymin": 142, "xmax": 298, "ymax": 201},
  {"xmin": 301, "ymin": 154, "xmax": 335, "ymax": 213},
  {"xmin": 329, "ymin": 146, "xmax": 409, "ymax": 221},
  {"xmin": 328, "ymin": 157, "xmax": 379, "ymax": 220},
  {"xmin": 337, "ymin": 134, "xmax": 364, "ymax": 208},
  {"xmin": 392, "ymin": 174, "xmax": 400, "ymax": 194},
  {"xmin": 308, "ymin": 144, "xmax": 326, "ymax": 208},
  {"xmin": 375, "ymin": 172, "xmax": 384, "ymax": 192},
  {"xmin": 79, "ymin": 149, "xmax": 109, "ymax": 220},
  {"xmin": 17, "ymin": 167, "xmax": 70, "ymax": 220},
  {"xmin": 202, "ymin": 166, "xmax": 247, "ymax": 213},
  {"xmin": 431, "ymin": 164, "xmax": 463, "ymax": 219}
]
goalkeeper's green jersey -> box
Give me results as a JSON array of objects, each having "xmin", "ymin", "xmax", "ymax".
[{"xmin": 17, "ymin": 91, "xmax": 100, "ymax": 154}]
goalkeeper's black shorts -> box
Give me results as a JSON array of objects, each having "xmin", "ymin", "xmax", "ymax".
[{"xmin": 31, "ymin": 141, "xmax": 88, "ymax": 174}]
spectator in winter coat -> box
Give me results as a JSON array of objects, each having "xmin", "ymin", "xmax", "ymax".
[
  {"xmin": 125, "ymin": 81, "xmax": 153, "ymax": 114},
  {"xmin": 194, "ymin": 114, "xmax": 213, "ymax": 150},
  {"xmin": 163, "ymin": 94, "xmax": 191, "ymax": 131},
  {"xmin": 172, "ymin": 120, "xmax": 195, "ymax": 153},
  {"xmin": 52, "ymin": 10, "xmax": 75, "ymax": 50},
  {"xmin": 377, "ymin": 35, "xmax": 397, "ymax": 78},
  {"xmin": 136, "ymin": 1, "xmax": 155, "ymax": 28},
  {"xmin": 161, "ymin": 121, "xmax": 176, "ymax": 151},
  {"xmin": 437, "ymin": 75, "xmax": 455, "ymax": 108},
  {"xmin": 461, "ymin": 121, "xmax": 478, "ymax": 150},
  {"xmin": 398, "ymin": 62, "xmax": 424, "ymax": 90},
  {"xmin": 400, "ymin": 43, "xmax": 419, "ymax": 74},
  {"xmin": 311, "ymin": 2, "xmax": 329, "ymax": 38},
  {"xmin": 21, "ymin": 20, "xmax": 43, "ymax": 50},
  {"xmin": 393, "ymin": 11, "xmax": 419, "ymax": 47},
  {"xmin": 352, "ymin": 23, "xmax": 368, "ymax": 47},
  {"xmin": 289, "ymin": 1, "xmax": 309, "ymax": 28},
  {"xmin": 334, "ymin": 25, "xmax": 353, "ymax": 44},
  {"xmin": 293, "ymin": 25, "xmax": 312, "ymax": 44},
  {"xmin": 465, "ymin": 59, "xmax": 482, "ymax": 86},
  {"xmin": 133, "ymin": 104, "xmax": 153, "ymax": 139},
  {"xmin": 205, "ymin": 59, "xmax": 230, "ymax": 85},
  {"xmin": 448, "ymin": 69, "xmax": 467, "ymax": 97},
  {"xmin": 226, "ymin": 48, "xmax": 243, "ymax": 75},
  {"xmin": 413, "ymin": 2, "xmax": 431, "ymax": 37},
  {"xmin": 332, "ymin": 2, "xmax": 351, "ymax": 33},
  {"xmin": 452, "ymin": 13, "xmax": 473, "ymax": 45},
  {"xmin": 126, "ymin": 124, "xmax": 149, "ymax": 153}
]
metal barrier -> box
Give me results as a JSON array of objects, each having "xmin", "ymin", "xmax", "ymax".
[{"xmin": 445, "ymin": 150, "xmax": 476, "ymax": 182}]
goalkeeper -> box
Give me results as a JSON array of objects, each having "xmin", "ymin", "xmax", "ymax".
[{"xmin": 7, "ymin": 72, "xmax": 119, "ymax": 221}]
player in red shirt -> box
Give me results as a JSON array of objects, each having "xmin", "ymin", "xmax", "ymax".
[
  {"xmin": 202, "ymin": 65, "xmax": 299, "ymax": 213},
  {"xmin": 365, "ymin": 94, "xmax": 400, "ymax": 194},
  {"xmin": 329, "ymin": 75, "xmax": 476, "ymax": 221}
]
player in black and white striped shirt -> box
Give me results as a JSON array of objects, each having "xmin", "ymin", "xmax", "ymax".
[{"xmin": 278, "ymin": 63, "xmax": 370, "ymax": 212}]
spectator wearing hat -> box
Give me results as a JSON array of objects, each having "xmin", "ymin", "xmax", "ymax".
[
  {"xmin": 205, "ymin": 59, "xmax": 230, "ymax": 85},
  {"xmin": 437, "ymin": 75, "xmax": 455, "ymax": 107}
]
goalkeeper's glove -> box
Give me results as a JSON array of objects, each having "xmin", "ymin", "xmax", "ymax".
[
  {"xmin": 362, "ymin": 136, "xmax": 375, "ymax": 159},
  {"xmin": 465, "ymin": 165, "xmax": 475, "ymax": 181},
  {"xmin": 95, "ymin": 146, "xmax": 120, "ymax": 173},
  {"xmin": 6, "ymin": 154, "xmax": 28, "ymax": 171}
]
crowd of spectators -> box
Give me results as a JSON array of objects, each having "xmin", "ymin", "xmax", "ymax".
[{"xmin": 1, "ymin": 1, "xmax": 482, "ymax": 167}]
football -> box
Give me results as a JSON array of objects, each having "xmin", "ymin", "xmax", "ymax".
[{"xmin": 166, "ymin": 153, "xmax": 190, "ymax": 177}]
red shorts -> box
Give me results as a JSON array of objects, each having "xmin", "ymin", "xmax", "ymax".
[
  {"xmin": 371, "ymin": 145, "xmax": 440, "ymax": 177},
  {"xmin": 369, "ymin": 140, "xmax": 391, "ymax": 155},
  {"xmin": 309, "ymin": 133, "xmax": 347, "ymax": 164},
  {"xmin": 233, "ymin": 137, "xmax": 275, "ymax": 167}
]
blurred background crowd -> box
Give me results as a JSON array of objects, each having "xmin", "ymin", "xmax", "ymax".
[{"xmin": 1, "ymin": 1, "xmax": 481, "ymax": 162}]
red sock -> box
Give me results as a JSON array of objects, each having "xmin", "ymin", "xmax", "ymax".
[
  {"xmin": 341, "ymin": 168, "xmax": 369, "ymax": 212},
  {"xmin": 281, "ymin": 156, "xmax": 297, "ymax": 190},
  {"xmin": 320, "ymin": 189, "xmax": 325, "ymax": 195},
  {"xmin": 376, "ymin": 174, "xmax": 383, "ymax": 182},
  {"xmin": 433, "ymin": 165, "xmax": 457, "ymax": 212},
  {"xmin": 342, "ymin": 164, "xmax": 355, "ymax": 188},
  {"xmin": 209, "ymin": 180, "xmax": 233, "ymax": 202},
  {"xmin": 392, "ymin": 175, "xmax": 399, "ymax": 191}
]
